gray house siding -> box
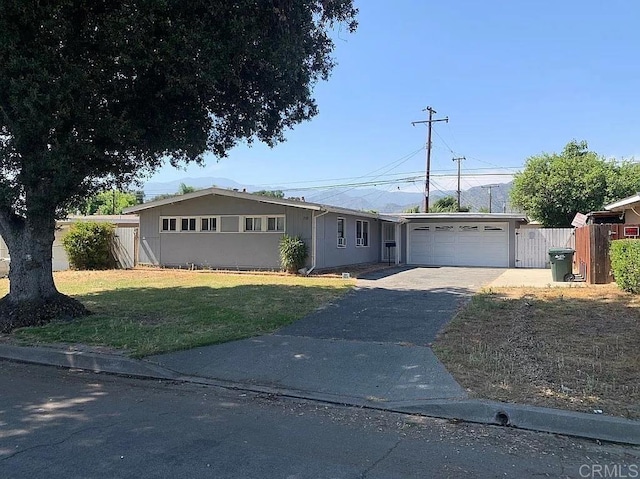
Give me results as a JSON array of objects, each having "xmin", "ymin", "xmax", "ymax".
[
  {"xmin": 315, "ymin": 212, "xmax": 382, "ymax": 269},
  {"xmin": 137, "ymin": 194, "xmax": 311, "ymax": 269}
]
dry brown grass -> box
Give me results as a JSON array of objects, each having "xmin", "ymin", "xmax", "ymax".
[{"xmin": 433, "ymin": 285, "xmax": 640, "ymax": 419}]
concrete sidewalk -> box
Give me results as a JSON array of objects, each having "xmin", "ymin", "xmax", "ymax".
[
  {"xmin": 488, "ymin": 268, "xmax": 592, "ymax": 288},
  {"xmin": 146, "ymin": 335, "xmax": 467, "ymax": 403}
]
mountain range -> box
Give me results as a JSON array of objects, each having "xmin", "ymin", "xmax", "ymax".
[{"xmin": 143, "ymin": 177, "xmax": 516, "ymax": 213}]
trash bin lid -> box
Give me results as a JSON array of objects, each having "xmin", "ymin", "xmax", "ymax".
[{"xmin": 548, "ymin": 247, "xmax": 575, "ymax": 254}]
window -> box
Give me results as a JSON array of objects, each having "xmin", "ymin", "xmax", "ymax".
[
  {"xmin": 356, "ymin": 220, "xmax": 369, "ymax": 247},
  {"xmin": 337, "ymin": 218, "xmax": 346, "ymax": 247},
  {"xmin": 181, "ymin": 217, "xmax": 197, "ymax": 231},
  {"xmin": 245, "ymin": 216, "xmax": 262, "ymax": 232},
  {"xmin": 201, "ymin": 217, "xmax": 217, "ymax": 232},
  {"xmin": 267, "ymin": 216, "xmax": 285, "ymax": 232},
  {"xmin": 161, "ymin": 217, "xmax": 177, "ymax": 232}
]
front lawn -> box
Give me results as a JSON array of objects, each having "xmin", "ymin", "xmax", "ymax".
[
  {"xmin": 1, "ymin": 269, "xmax": 354, "ymax": 357},
  {"xmin": 433, "ymin": 285, "xmax": 640, "ymax": 419}
]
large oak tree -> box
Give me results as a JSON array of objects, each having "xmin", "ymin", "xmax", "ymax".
[{"xmin": 0, "ymin": 0, "xmax": 357, "ymax": 331}]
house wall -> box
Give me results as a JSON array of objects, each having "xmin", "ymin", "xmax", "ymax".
[
  {"xmin": 137, "ymin": 194, "xmax": 312, "ymax": 270},
  {"xmin": 400, "ymin": 217, "xmax": 524, "ymax": 267},
  {"xmin": 624, "ymin": 209, "xmax": 640, "ymax": 224},
  {"xmin": 314, "ymin": 212, "xmax": 382, "ymax": 269}
]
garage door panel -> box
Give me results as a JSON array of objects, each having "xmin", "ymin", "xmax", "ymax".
[{"xmin": 408, "ymin": 222, "xmax": 508, "ymax": 267}]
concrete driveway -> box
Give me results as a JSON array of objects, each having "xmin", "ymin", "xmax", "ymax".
[
  {"xmin": 148, "ymin": 266, "xmax": 505, "ymax": 404},
  {"xmin": 280, "ymin": 266, "xmax": 505, "ymax": 345}
]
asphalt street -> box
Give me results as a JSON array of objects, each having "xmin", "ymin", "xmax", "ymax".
[{"xmin": 1, "ymin": 361, "xmax": 638, "ymax": 479}]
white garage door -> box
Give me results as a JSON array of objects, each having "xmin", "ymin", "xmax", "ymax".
[{"xmin": 408, "ymin": 222, "xmax": 509, "ymax": 267}]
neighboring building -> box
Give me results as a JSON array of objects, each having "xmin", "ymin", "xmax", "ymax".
[
  {"xmin": 123, "ymin": 188, "xmax": 528, "ymax": 270},
  {"xmin": 604, "ymin": 193, "xmax": 640, "ymax": 223}
]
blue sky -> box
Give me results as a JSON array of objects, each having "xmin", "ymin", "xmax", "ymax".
[{"xmin": 148, "ymin": 0, "xmax": 640, "ymax": 196}]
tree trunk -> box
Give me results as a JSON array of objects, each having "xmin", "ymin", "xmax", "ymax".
[{"xmin": 0, "ymin": 217, "xmax": 89, "ymax": 333}]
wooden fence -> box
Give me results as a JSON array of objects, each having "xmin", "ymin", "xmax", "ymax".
[{"xmin": 574, "ymin": 224, "xmax": 640, "ymax": 284}]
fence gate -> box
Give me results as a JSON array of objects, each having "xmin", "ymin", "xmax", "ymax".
[
  {"xmin": 515, "ymin": 228, "xmax": 575, "ymax": 268},
  {"xmin": 111, "ymin": 227, "xmax": 138, "ymax": 269}
]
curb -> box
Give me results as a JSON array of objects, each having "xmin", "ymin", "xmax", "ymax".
[
  {"xmin": 0, "ymin": 344, "xmax": 180, "ymax": 381},
  {"xmin": 1, "ymin": 344, "xmax": 639, "ymax": 447},
  {"xmin": 391, "ymin": 400, "xmax": 640, "ymax": 447}
]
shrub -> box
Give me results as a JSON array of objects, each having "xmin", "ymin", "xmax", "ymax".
[
  {"xmin": 610, "ymin": 239, "xmax": 640, "ymax": 293},
  {"xmin": 62, "ymin": 221, "xmax": 116, "ymax": 270},
  {"xmin": 279, "ymin": 235, "xmax": 308, "ymax": 274}
]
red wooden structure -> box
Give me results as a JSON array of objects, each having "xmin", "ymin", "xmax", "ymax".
[{"xmin": 574, "ymin": 224, "xmax": 640, "ymax": 284}]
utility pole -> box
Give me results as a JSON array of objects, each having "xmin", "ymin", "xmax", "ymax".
[
  {"xmin": 412, "ymin": 107, "xmax": 448, "ymax": 212},
  {"xmin": 452, "ymin": 156, "xmax": 465, "ymax": 212},
  {"xmin": 481, "ymin": 184, "xmax": 500, "ymax": 213}
]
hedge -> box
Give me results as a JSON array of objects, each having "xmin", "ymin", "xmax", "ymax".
[{"xmin": 610, "ymin": 239, "xmax": 640, "ymax": 293}]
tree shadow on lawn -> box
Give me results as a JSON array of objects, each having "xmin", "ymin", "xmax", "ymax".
[
  {"xmin": 11, "ymin": 284, "xmax": 349, "ymax": 358},
  {"xmin": 432, "ymin": 287, "xmax": 640, "ymax": 419}
]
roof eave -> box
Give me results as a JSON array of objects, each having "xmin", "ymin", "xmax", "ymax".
[{"xmin": 604, "ymin": 194, "xmax": 640, "ymax": 212}]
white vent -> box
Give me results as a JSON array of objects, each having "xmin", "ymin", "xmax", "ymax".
[
  {"xmin": 356, "ymin": 238, "xmax": 364, "ymax": 246},
  {"xmin": 337, "ymin": 237, "xmax": 346, "ymax": 247}
]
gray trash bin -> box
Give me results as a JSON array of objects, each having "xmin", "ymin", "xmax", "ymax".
[{"xmin": 548, "ymin": 248, "xmax": 575, "ymax": 282}]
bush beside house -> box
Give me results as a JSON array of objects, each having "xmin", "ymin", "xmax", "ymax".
[
  {"xmin": 62, "ymin": 222, "xmax": 116, "ymax": 270},
  {"xmin": 279, "ymin": 235, "xmax": 308, "ymax": 274},
  {"xmin": 610, "ymin": 239, "xmax": 640, "ymax": 293}
]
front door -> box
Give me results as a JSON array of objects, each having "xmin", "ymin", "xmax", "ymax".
[{"xmin": 382, "ymin": 223, "xmax": 396, "ymax": 261}]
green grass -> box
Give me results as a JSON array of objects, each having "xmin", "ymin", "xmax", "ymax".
[{"xmin": 2, "ymin": 269, "xmax": 354, "ymax": 357}]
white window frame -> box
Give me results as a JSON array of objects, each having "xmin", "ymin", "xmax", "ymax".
[
  {"xmin": 180, "ymin": 217, "xmax": 197, "ymax": 232},
  {"xmin": 244, "ymin": 216, "xmax": 263, "ymax": 232},
  {"xmin": 200, "ymin": 216, "xmax": 219, "ymax": 232},
  {"xmin": 356, "ymin": 220, "xmax": 369, "ymax": 247},
  {"xmin": 266, "ymin": 216, "xmax": 285, "ymax": 232},
  {"xmin": 337, "ymin": 217, "xmax": 346, "ymax": 248},
  {"xmin": 160, "ymin": 217, "xmax": 178, "ymax": 232}
]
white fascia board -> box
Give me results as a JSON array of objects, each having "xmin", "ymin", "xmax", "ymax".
[{"xmin": 604, "ymin": 194, "xmax": 640, "ymax": 212}]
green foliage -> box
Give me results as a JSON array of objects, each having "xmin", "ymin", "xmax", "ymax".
[
  {"xmin": 153, "ymin": 183, "xmax": 200, "ymax": 201},
  {"xmin": 403, "ymin": 205, "xmax": 420, "ymax": 213},
  {"xmin": 82, "ymin": 190, "xmax": 138, "ymax": 215},
  {"xmin": 431, "ymin": 196, "xmax": 470, "ymax": 213},
  {"xmin": 0, "ymin": 0, "xmax": 357, "ymax": 308},
  {"xmin": 178, "ymin": 183, "xmax": 198, "ymax": 195},
  {"xmin": 510, "ymin": 140, "xmax": 640, "ymax": 227},
  {"xmin": 610, "ymin": 239, "xmax": 640, "ymax": 293},
  {"xmin": 62, "ymin": 222, "xmax": 115, "ymax": 270},
  {"xmin": 254, "ymin": 190, "xmax": 285, "ymax": 199},
  {"xmin": 279, "ymin": 235, "xmax": 308, "ymax": 273}
]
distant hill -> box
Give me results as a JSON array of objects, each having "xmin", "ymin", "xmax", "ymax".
[{"xmin": 142, "ymin": 177, "xmax": 516, "ymax": 213}]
